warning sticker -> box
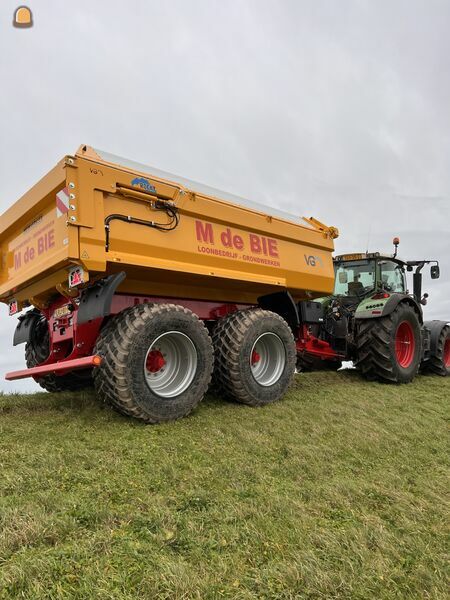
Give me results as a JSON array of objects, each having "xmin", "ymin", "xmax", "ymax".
[{"xmin": 56, "ymin": 188, "xmax": 70, "ymax": 217}]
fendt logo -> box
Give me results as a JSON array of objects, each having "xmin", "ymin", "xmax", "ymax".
[{"xmin": 304, "ymin": 254, "xmax": 323, "ymax": 267}]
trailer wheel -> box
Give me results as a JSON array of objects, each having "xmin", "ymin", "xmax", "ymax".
[
  {"xmin": 25, "ymin": 316, "xmax": 92, "ymax": 392},
  {"xmin": 355, "ymin": 303, "xmax": 421, "ymax": 383},
  {"xmin": 425, "ymin": 324, "xmax": 450, "ymax": 376},
  {"xmin": 93, "ymin": 304, "xmax": 214, "ymax": 423},
  {"xmin": 213, "ymin": 309, "xmax": 296, "ymax": 406}
]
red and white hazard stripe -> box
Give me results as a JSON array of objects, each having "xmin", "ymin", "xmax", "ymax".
[{"xmin": 56, "ymin": 187, "xmax": 70, "ymax": 217}]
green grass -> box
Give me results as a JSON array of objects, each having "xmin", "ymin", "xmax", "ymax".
[{"xmin": 0, "ymin": 371, "xmax": 448, "ymax": 599}]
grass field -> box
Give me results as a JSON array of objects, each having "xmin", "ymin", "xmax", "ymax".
[{"xmin": 0, "ymin": 371, "xmax": 448, "ymax": 599}]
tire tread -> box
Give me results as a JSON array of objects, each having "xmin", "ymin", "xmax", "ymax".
[
  {"xmin": 213, "ymin": 308, "xmax": 296, "ymax": 406},
  {"xmin": 93, "ymin": 303, "xmax": 214, "ymax": 423}
]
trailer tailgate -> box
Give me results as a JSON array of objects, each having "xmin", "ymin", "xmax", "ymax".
[{"xmin": 0, "ymin": 159, "xmax": 78, "ymax": 303}]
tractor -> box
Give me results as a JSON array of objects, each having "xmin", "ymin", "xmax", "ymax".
[{"xmin": 297, "ymin": 238, "xmax": 449, "ymax": 382}]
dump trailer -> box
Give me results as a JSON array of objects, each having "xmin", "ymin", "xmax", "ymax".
[{"xmin": 0, "ymin": 145, "xmax": 338, "ymax": 422}]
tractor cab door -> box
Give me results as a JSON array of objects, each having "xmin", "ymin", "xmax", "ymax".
[
  {"xmin": 378, "ymin": 261, "xmax": 406, "ymax": 293},
  {"xmin": 333, "ymin": 259, "xmax": 376, "ymax": 298}
]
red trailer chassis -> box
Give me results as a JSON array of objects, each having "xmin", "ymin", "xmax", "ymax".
[{"xmin": 6, "ymin": 294, "xmax": 342, "ymax": 382}]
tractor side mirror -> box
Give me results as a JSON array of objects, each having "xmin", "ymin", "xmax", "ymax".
[
  {"xmin": 430, "ymin": 265, "xmax": 440, "ymax": 279},
  {"xmin": 338, "ymin": 272, "xmax": 348, "ymax": 284}
]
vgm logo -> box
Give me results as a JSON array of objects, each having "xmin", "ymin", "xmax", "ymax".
[{"xmin": 304, "ymin": 254, "xmax": 323, "ymax": 267}]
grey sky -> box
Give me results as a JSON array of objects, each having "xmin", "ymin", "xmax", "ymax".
[{"xmin": 1, "ymin": 0, "xmax": 449, "ymax": 392}]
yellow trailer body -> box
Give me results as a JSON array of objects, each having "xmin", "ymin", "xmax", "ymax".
[
  {"xmin": 1, "ymin": 146, "xmax": 340, "ymax": 423},
  {"xmin": 0, "ymin": 145, "xmax": 337, "ymax": 308}
]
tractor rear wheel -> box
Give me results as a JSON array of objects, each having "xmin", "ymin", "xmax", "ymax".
[
  {"xmin": 355, "ymin": 303, "xmax": 421, "ymax": 384},
  {"xmin": 25, "ymin": 316, "xmax": 92, "ymax": 392},
  {"xmin": 425, "ymin": 324, "xmax": 450, "ymax": 376},
  {"xmin": 212, "ymin": 309, "xmax": 296, "ymax": 406},
  {"xmin": 93, "ymin": 303, "xmax": 214, "ymax": 423}
]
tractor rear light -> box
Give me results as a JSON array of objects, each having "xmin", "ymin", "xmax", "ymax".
[
  {"xmin": 8, "ymin": 299, "xmax": 19, "ymax": 316},
  {"xmin": 372, "ymin": 292, "xmax": 390, "ymax": 300}
]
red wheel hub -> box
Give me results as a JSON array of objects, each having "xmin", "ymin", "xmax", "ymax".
[
  {"xmin": 146, "ymin": 350, "xmax": 166, "ymax": 373},
  {"xmin": 395, "ymin": 321, "xmax": 415, "ymax": 368},
  {"xmin": 444, "ymin": 337, "xmax": 450, "ymax": 368},
  {"xmin": 251, "ymin": 350, "xmax": 261, "ymax": 365}
]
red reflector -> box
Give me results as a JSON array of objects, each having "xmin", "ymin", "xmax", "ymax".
[
  {"xmin": 372, "ymin": 310, "xmax": 382, "ymax": 315},
  {"xmin": 8, "ymin": 300, "xmax": 19, "ymax": 316},
  {"xmin": 69, "ymin": 266, "xmax": 85, "ymax": 288}
]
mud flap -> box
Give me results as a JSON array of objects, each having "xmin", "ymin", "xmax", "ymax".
[
  {"xmin": 77, "ymin": 271, "xmax": 126, "ymax": 324},
  {"xmin": 257, "ymin": 290, "xmax": 299, "ymax": 333},
  {"xmin": 13, "ymin": 309, "xmax": 41, "ymax": 346}
]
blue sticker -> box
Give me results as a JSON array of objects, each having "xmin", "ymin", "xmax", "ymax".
[{"xmin": 131, "ymin": 177, "xmax": 156, "ymax": 193}]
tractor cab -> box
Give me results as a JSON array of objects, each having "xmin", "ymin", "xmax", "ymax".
[
  {"xmin": 333, "ymin": 237, "xmax": 440, "ymax": 306},
  {"xmin": 333, "ymin": 253, "xmax": 407, "ymax": 301}
]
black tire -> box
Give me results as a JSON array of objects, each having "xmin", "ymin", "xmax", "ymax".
[
  {"xmin": 355, "ymin": 303, "xmax": 421, "ymax": 384},
  {"xmin": 297, "ymin": 354, "xmax": 342, "ymax": 372},
  {"xmin": 425, "ymin": 324, "xmax": 450, "ymax": 376},
  {"xmin": 25, "ymin": 316, "xmax": 92, "ymax": 392},
  {"xmin": 93, "ymin": 304, "xmax": 214, "ymax": 423},
  {"xmin": 212, "ymin": 308, "xmax": 296, "ymax": 406}
]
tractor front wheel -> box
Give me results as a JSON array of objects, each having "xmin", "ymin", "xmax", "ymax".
[{"xmin": 355, "ymin": 303, "xmax": 421, "ymax": 384}]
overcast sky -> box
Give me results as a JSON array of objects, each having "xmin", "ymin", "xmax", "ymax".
[{"xmin": 1, "ymin": 0, "xmax": 449, "ymax": 392}]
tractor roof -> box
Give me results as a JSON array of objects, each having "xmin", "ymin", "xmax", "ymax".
[{"xmin": 334, "ymin": 252, "xmax": 406, "ymax": 265}]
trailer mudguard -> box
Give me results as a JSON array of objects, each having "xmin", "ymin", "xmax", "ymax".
[
  {"xmin": 77, "ymin": 271, "xmax": 126, "ymax": 324},
  {"xmin": 355, "ymin": 293, "xmax": 423, "ymax": 323},
  {"xmin": 13, "ymin": 308, "xmax": 42, "ymax": 346},
  {"xmin": 257, "ymin": 290, "xmax": 299, "ymax": 332},
  {"xmin": 425, "ymin": 320, "xmax": 450, "ymax": 355}
]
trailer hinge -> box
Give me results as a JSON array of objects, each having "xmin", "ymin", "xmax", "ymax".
[{"xmin": 303, "ymin": 216, "xmax": 340, "ymax": 239}]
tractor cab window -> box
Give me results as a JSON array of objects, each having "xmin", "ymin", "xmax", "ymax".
[
  {"xmin": 379, "ymin": 261, "xmax": 406, "ymax": 293},
  {"xmin": 333, "ymin": 260, "xmax": 376, "ymax": 297}
]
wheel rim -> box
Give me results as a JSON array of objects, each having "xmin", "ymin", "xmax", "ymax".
[
  {"xmin": 250, "ymin": 332, "xmax": 286, "ymax": 386},
  {"xmin": 395, "ymin": 321, "xmax": 416, "ymax": 368},
  {"xmin": 444, "ymin": 336, "xmax": 450, "ymax": 368},
  {"xmin": 144, "ymin": 331, "xmax": 197, "ymax": 398}
]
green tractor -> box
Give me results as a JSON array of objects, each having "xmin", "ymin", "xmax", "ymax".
[{"xmin": 297, "ymin": 238, "xmax": 449, "ymax": 382}]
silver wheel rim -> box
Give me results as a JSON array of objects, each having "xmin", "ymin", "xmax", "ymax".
[
  {"xmin": 144, "ymin": 331, "xmax": 198, "ymax": 398},
  {"xmin": 250, "ymin": 332, "xmax": 286, "ymax": 386}
]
